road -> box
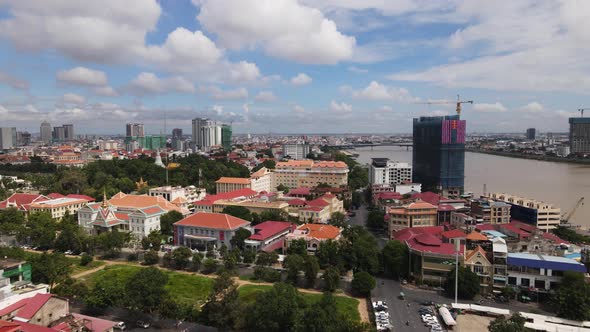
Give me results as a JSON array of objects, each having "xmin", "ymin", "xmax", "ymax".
[{"xmin": 348, "ymin": 204, "xmax": 389, "ymax": 249}]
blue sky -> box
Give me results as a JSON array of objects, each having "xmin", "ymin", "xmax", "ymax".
[{"xmin": 0, "ymin": 0, "xmax": 589, "ymax": 134}]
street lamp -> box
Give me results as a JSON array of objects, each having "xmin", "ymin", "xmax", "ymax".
[{"xmin": 454, "ymin": 241, "xmax": 460, "ymax": 305}]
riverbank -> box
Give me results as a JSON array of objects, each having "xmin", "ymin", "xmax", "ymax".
[{"xmin": 466, "ymin": 148, "xmax": 590, "ymax": 166}]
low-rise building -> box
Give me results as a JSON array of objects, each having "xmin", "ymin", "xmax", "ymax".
[
  {"xmin": 274, "ymin": 160, "xmax": 349, "ymax": 189},
  {"xmin": 215, "ymin": 177, "xmax": 251, "ymax": 193},
  {"xmin": 244, "ymin": 221, "xmax": 294, "ymax": 252},
  {"xmin": 368, "ymin": 158, "xmax": 412, "ymax": 186},
  {"xmin": 0, "ymin": 194, "xmax": 48, "ymax": 214},
  {"xmin": 173, "ymin": 212, "xmax": 251, "ymax": 250},
  {"xmin": 193, "ymin": 188, "xmax": 257, "ymax": 213},
  {"xmin": 507, "ymin": 253, "xmax": 586, "ymax": 291},
  {"xmin": 250, "ymin": 167, "xmax": 274, "ymax": 193},
  {"xmin": 286, "ymin": 224, "xmax": 342, "ymax": 254},
  {"xmin": 464, "ymin": 246, "xmax": 493, "ymax": 294},
  {"xmin": 387, "ymin": 201, "xmax": 438, "ymax": 236},
  {"xmin": 489, "ymin": 193, "xmax": 561, "ymax": 230},
  {"xmin": 212, "ymin": 199, "xmax": 289, "ymax": 216},
  {"xmin": 470, "ymin": 198, "xmax": 511, "ymax": 224},
  {"xmin": 29, "ymin": 197, "xmax": 90, "ymax": 220}
]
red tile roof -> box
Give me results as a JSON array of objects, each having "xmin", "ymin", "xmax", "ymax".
[
  {"xmin": 72, "ymin": 313, "xmax": 116, "ymax": 332},
  {"xmin": 306, "ymin": 198, "xmax": 330, "ymax": 208},
  {"xmin": 287, "ymin": 199, "xmax": 306, "ymax": 206},
  {"xmin": 441, "ymin": 229, "xmax": 466, "ymax": 239},
  {"xmin": 301, "ymin": 206, "xmax": 325, "ymax": 212},
  {"xmin": 0, "ymin": 321, "xmax": 20, "ymax": 332},
  {"xmin": 47, "ymin": 193, "xmax": 65, "ymax": 199},
  {"xmin": 376, "ymin": 192, "xmax": 402, "ymax": 200},
  {"xmin": 288, "ymin": 187, "xmax": 311, "ymax": 196},
  {"xmin": 543, "ymin": 232, "xmax": 569, "ymax": 244},
  {"xmin": 14, "ymin": 293, "xmax": 53, "ymax": 320},
  {"xmin": 249, "ymin": 221, "xmax": 294, "ymax": 241},
  {"xmin": 393, "ymin": 226, "xmax": 444, "ymax": 242},
  {"xmin": 475, "ymin": 224, "xmax": 496, "ymax": 231},
  {"xmin": 175, "ymin": 212, "xmax": 250, "ymax": 230},
  {"xmin": 411, "ymin": 192, "xmax": 445, "ymax": 205},
  {"xmin": 415, "ymin": 233, "xmax": 442, "ymax": 246},
  {"xmin": 295, "ymin": 224, "xmax": 341, "ymax": 240},
  {"xmin": 466, "ymin": 230, "xmax": 489, "ymax": 241},
  {"xmin": 406, "ymin": 235, "xmax": 464, "ymax": 256},
  {"xmin": 438, "ymin": 204, "xmax": 455, "ymax": 212},
  {"xmin": 66, "ymin": 194, "xmax": 96, "ymax": 202}
]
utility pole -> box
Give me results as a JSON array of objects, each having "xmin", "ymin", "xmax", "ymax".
[{"xmin": 455, "ymin": 240, "xmax": 460, "ymax": 305}]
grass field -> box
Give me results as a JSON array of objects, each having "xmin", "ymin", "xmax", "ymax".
[
  {"xmin": 84, "ymin": 265, "xmax": 214, "ymax": 305},
  {"xmin": 69, "ymin": 258, "xmax": 105, "ymax": 275},
  {"xmin": 237, "ymin": 284, "xmax": 360, "ymax": 321}
]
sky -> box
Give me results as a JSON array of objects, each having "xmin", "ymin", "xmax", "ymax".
[{"xmin": 0, "ymin": 0, "xmax": 589, "ymax": 135}]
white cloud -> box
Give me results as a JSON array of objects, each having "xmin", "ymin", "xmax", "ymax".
[
  {"xmin": 388, "ymin": 1, "xmax": 590, "ymax": 93},
  {"xmin": 0, "ymin": 0, "xmax": 162, "ymax": 63},
  {"xmin": 255, "ymin": 91, "xmax": 277, "ymax": 102},
  {"xmin": 128, "ymin": 72, "xmax": 195, "ymax": 95},
  {"xmin": 141, "ymin": 27, "xmax": 223, "ymax": 72},
  {"xmin": 201, "ymin": 86, "xmax": 249, "ymax": 100},
  {"xmin": 472, "ymin": 102, "xmax": 507, "ymax": 113},
  {"xmin": 347, "ymin": 66, "xmax": 368, "ymax": 74},
  {"xmin": 196, "ymin": 0, "xmax": 355, "ymax": 64},
  {"xmin": 292, "ymin": 105, "xmax": 305, "ymax": 113},
  {"xmin": 62, "ymin": 93, "xmax": 86, "ymax": 105},
  {"xmin": 379, "ymin": 105, "xmax": 393, "ymax": 112},
  {"xmin": 227, "ymin": 61, "xmax": 261, "ymax": 83},
  {"xmin": 519, "ymin": 102, "xmax": 544, "ymax": 113},
  {"xmin": 92, "ymin": 86, "xmax": 118, "ymax": 97},
  {"xmin": 352, "ymin": 81, "xmax": 418, "ymax": 102},
  {"xmin": 0, "ymin": 72, "xmax": 29, "ymax": 89},
  {"xmin": 290, "ymin": 73, "xmax": 312, "ymax": 86},
  {"xmin": 56, "ymin": 67, "xmax": 108, "ymax": 86},
  {"xmin": 330, "ymin": 100, "xmax": 352, "ymax": 113}
]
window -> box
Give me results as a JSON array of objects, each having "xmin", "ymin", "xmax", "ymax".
[
  {"xmin": 534, "ymin": 279, "xmax": 545, "ymax": 289},
  {"xmin": 521, "ymin": 278, "xmax": 530, "ymax": 287},
  {"xmin": 508, "ymin": 277, "xmax": 517, "ymax": 285}
]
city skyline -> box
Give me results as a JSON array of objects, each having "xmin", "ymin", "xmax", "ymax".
[{"xmin": 0, "ymin": 1, "xmax": 588, "ymax": 134}]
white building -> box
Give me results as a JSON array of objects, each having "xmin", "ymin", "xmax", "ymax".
[
  {"xmin": 173, "ymin": 212, "xmax": 251, "ymax": 250},
  {"xmin": 282, "ymin": 143, "xmax": 310, "ymax": 160},
  {"xmin": 489, "ymin": 193, "xmax": 561, "ymax": 231},
  {"xmin": 507, "ymin": 253, "xmax": 586, "ymax": 291},
  {"xmin": 98, "ymin": 140, "xmax": 119, "ymax": 150},
  {"xmin": 40, "ymin": 121, "xmax": 52, "ymax": 144},
  {"xmin": 250, "ymin": 167, "xmax": 274, "ymax": 193},
  {"xmin": 369, "ymin": 158, "xmax": 412, "ymax": 186},
  {"xmin": 149, "ymin": 186, "xmax": 187, "ymax": 203},
  {"xmin": 192, "ymin": 118, "xmax": 222, "ymax": 151},
  {"xmin": 0, "ymin": 128, "xmax": 17, "ymax": 150},
  {"xmin": 556, "ymin": 145, "xmax": 570, "ymax": 157},
  {"xmin": 396, "ymin": 183, "xmax": 422, "ymax": 195}
]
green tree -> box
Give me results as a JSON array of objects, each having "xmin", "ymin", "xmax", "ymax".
[
  {"xmin": 0, "ymin": 208, "xmax": 25, "ymax": 237},
  {"xmin": 27, "ymin": 212, "xmax": 57, "ymax": 249},
  {"xmin": 159, "ymin": 210, "xmax": 183, "ymax": 237},
  {"xmin": 488, "ymin": 313, "xmax": 530, "ymax": 332},
  {"xmin": 191, "ymin": 252, "xmax": 204, "ymax": 271},
  {"xmin": 300, "ymin": 292, "xmax": 367, "ymax": 332},
  {"xmin": 95, "ymin": 230, "xmax": 130, "ymax": 258},
  {"xmin": 141, "ymin": 230, "xmax": 163, "ymax": 251},
  {"xmin": 31, "ymin": 252, "xmax": 72, "ymax": 290},
  {"xmin": 259, "ymin": 210, "xmax": 289, "ymax": 222},
  {"xmin": 351, "ymin": 271, "xmax": 376, "ymax": 297},
  {"xmin": 203, "ymin": 258, "xmax": 218, "ymax": 274},
  {"xmin": 222, "ymin": 206, "xmax": 252, "ymax": 221},
  {"xmin": 287, "ymin": 239, "xmax": 308, "ymax": 256},
  {"xmin": 230, "ymin": 228, "xmax": 252, "ymax": 250},
  {"xmin": 201, "ymin": 273, "xmax": 240, "ymax": 329},
  {"xmin": 329, "ymin": 212, "xmax": 347, "ymax": 228},
  {"xmin": 143, "ymin": 250, "xmax": 159, "ymax": 265},
  {"xmin": 284, "ymin": 255, "xmax": 305, "ymax": 284},
  {"xmin": 316, "ymin": 240, "xmax": 341, "ymax": 269},
  {"xmin": 322, "ymin": 266, "xmax": 340, "ymax": 292},
  {"xmin": 340, "ymin": 226, "xmax": 379, "ymax": 274},
  {"xmin": 85, "ymin": 272, "xmax": 126, "ymax": 310},
  {"xmin": 553, "ymin": 272, "xmax": 590, "ymax": 320},
  {"xmin": 252, "ymin": 160, "xmax": 276, "ymax": 172},
  {"xmin": 256, "ymin": 251, "xmax": 279, "ymax": 266},
  {"xmin": 366, "ymin": 210, "xmax": 386, "ymax": 229},
  {"xmin": 381, "ymin": 240, "xmax": 409, "ymax": 279},
  {"xmin": 223, "ymin": 249, "xmax": 239, "ymax": 270},
  {"xmin": 53, "ymin": 277, "xmax": 89, "ymax": 301},
  {"xmin": 171, "ymin": 246, "xmax": 193, "ymax": 270},
  {"xmin": 54, "ymin": 214, "xmax": 88, "ymax": 254},
  {"xmin": 277, "ymin": 184, "xmax": 289, "ymax": 194},
  {"xmin": 243, "ymin": 250, "xmax": 256, "ymax": 264},
  {"xmin": 445, "ymin": 266, "xmax": 480, "ymax": 300},
  {"xmin": 125, "ymin": 267, "xmax": 168, "ymax": 313},
  {"xmin": 243, "ymin": 283, "xmax": 306, "ymax": 332},
  {"xmin": 303, "ymin": 255, "xmax": 320, "ymax": 287}
]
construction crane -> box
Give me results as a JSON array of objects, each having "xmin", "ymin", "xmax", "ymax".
[
  {"xmin": 561, "ymin": 197, "xmax": 585, "ymax": 224},
  {"xmin": 578, "ymin": 108, "xmax": 590, "ymax": 117},
  {"xmin": 417, "ymin": 95, "xmax": 474, "ymax": 116}
]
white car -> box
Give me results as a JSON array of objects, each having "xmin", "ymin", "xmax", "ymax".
[{"xmin": 114, "ymin": 322, "xmax": 126, "ymax": 330}]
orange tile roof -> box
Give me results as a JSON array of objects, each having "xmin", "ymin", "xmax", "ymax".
[
  {"xmin": 296, "ymin": 223, "xmax": 341, "ymax": 240},
  {"xmin": 276, "ymin": 160, "xmax": 314, "ymax": 168},
  {"xmin": 108, "ymin": 192, "xmax": 182, "ymax": 213},
  {"xmin": 312, "ymin": 161, "xmax": 348, "ymax": 168},
  {"xmin": 408, "ymin": 201, "xmax": 438, "ymax": 209},
  {"xmin": 174, "ymin": 212, "xmax": 250, "ymax": 230},
  {"xmin": 250, "ymin": 167, "xmax": 268, "ymax": 179},
  {"xmin": 466, "ymin": 245, "xmax": 489, "ymax": 262},
  {"xmin": 466, "ymin": 230, "xmax": 488, "ymax": 241},
  {"xmin": 215, "ymin": 177, "xmax": 251, "ymax": 185}
]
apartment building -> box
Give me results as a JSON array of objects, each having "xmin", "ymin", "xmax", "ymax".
[
  {"xmin": 470, "ymin": 198, "xmax": 511, "ymax": 224},
  {"xmin": 29, "ymin": 197, "xmax": 90, "ymax": 220},
  {"xmin": 489, "ymin": 193, "xmax": 561, "ymax": 230},
  {"xmin": 274, "ymin": 160, "xmax": 349, "ymax": 189},
  {"xmin": 507, "ymin": 253, "xmax": 586, "ymax": 291},
  {"xmin": 387, "ymin": 201, "xmax": 438, "ymax": 235},
  {"xmin": 368, "ymin": 158, "xmax": 412, "ymax": 186}
]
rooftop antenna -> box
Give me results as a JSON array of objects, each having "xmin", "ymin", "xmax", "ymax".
[{"xmin": 483, "ymin": 183, "xmax": 487, "ymax": 197}]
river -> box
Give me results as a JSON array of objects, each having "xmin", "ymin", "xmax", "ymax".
[{"xmin": 351, "ymin": 146, "xmax": 590, "ymax": 227}]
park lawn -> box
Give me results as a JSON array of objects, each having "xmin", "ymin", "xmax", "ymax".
[
  {"xmin": 69, "ymin": 258, "xmax": 105, "ymax": 275},
  {"xmin": 237, "ymin": 284, "xmax": 360, "ymax": 321},
  {"xmin": 84, "ymin": 265, "xmax": 214, "ymax": 305}
]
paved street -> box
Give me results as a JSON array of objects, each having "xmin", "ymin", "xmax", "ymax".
[{"xmin": 348, "ymin": 204, "xmax": 389, "ymax": 249}]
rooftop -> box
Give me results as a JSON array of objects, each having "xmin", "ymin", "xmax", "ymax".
[
  {"xmin": 175, "ymin": 212, "xmax": 250, "ymax": 230},
  {"xmin": 294, "ymin": 223, "xmax": 341, "ymax": 240},
  {"xmin": 215, "ymin": 177, "xmax": 251, "ymax": 185},
  {"xmin": 249, "ymin": 221, "xmax": 294, "ymax": 241},
  {"xmin": 30, "ymin": 197, "xmax": 88, "ymax": 208},
  {"xmin": 507, "ymin": 253, "xmax": 586, "ymax": 273}
]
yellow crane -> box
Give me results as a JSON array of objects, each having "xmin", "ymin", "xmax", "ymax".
[
  {"xmin": 561, "ymin": 197, "xmax": 585, "ymax": 224},
  {"xmin": 417, "ymin": 95, "xmax": 474, "ymax": 116}
]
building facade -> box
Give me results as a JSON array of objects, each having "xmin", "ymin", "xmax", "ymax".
[
  {"xmin": 413, "ymin": 115, "xmax": 466, "ymax": 197},
  {"xmin": 221, "ymin": 124, "xmax": 232, "ymax": 151},
  {"xmin": 0, "ymin": 128, "xmax": 16, "ymax": 150},
  {"xmin": 52, "ymin": 126, "xmax": 65, "ymax": 142},
  {"xmin": 244, "ymin": 221, "xmax": 294, "ymax": 252},
  {"xmin": 569, "ymin": 117, "xmax": 590, "ymax": 155},
  {"xmin": 274, "ymin": 160, "xmax": 349, "ymax": 189},
  {"xmin": 489, "ymin": 193, "xmax": 561, "ymax": 230},
  {"xmin": 40, "ymin": 121, "xmax": 52, "ymax": 144},
  {"xmin": 62, "ymin": 124, "xmax": 74, "ymax": 141},
  {"xmin": 470, "ymin": 198, "xmax": 511, "ymax": 224},
  {"xmin": 526, "ymin": 128, "xmax": 536, "ymax": 140},
  {"xmin": 215, "ymin": 177, "xmax": 251, "ymax": 193},
  {"xmin": 282, "ymin": 143, "xmax": 310, "ymax": 160},
  {"xmin": 250, "ymin": 167, "xmax": 274, "ymax": 193},
  {"xmin": 126, "ymin": 123, "xmax": 145, "ymax": 137},
  {"xmin": 387, "ymin": 201, "xmax": 439, "ymax": 235},
  {"xmin": 507, "ymin": 253, "xmax": 586, "ymax": 291},
  {"xmin": 29, "ymin": 197, "xmax": 90, "ymax": 220},
  {"xmin": 173, "ymin": 212, "xmax": 251, "ymax": 250},
  {"xmin": 286, "ymin": 224, "xmax": 341, "ymax": 254},
  {"xmin": 192, "ymin": 118, "xmax": 223, "ymax": 151},
  {"xmin": 369, "ymin": 158, "xmax": 412, "ymax": 185}
]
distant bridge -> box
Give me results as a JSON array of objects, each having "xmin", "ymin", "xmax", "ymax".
[{"xmin": 325, "ymin": 142, "xmax": 413, "ymax": 149}]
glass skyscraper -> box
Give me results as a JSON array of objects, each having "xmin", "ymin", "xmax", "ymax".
[{"xmin": 412, "ymin": 114, "xmax": 466, "ymax": 197}]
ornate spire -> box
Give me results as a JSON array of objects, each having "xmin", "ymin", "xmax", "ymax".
[{"xmin": 102, "ymin": 189, "xmax": 108, "ymax": 208}]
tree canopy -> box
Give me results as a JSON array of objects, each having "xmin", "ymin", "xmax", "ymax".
[
  {"xmin": 488, "ymin": 313, "xmax": 530, "ymax": 332},
  {"xmin": 160, "ymin": 210, "xmax": 183, "ymax": 237},
  {"xmin": 445, "ymin": 266, "xmax": 480, "ymax": 300},
  {"xmin": 381, "ymin": 240, "xmax": 408, "ymax": 279},
  {"xmin": 222, "ymin": 206, "xmax": 253, "ymax": 221},
  {"xmin": 553, "ymin": 271, "xmax": 590, "ymax": 320},
  {"xmin": 125, "ymin": 267, "xmax": 169, "ymax": 313},
  {"xmin": 351, "ymin": 271, "xmax": 376, "ymax": 297}
]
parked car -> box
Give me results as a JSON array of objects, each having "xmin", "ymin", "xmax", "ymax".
[
  {"xmin": 64, "ymin": 250, "xmax": 74, "ymax": 255},
  {"xmin": 114, "ymin": 322, "xmax": 126, "ymax": 330},
  {"xmin": 136, "ymin": 321, "xmax": 151, "ymax": 329}
]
